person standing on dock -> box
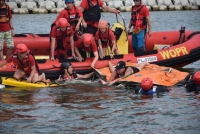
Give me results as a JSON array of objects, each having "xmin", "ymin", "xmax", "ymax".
[
  {"xmin": 50, "ymin": 18, "xmax": 75, "ymax": 60},
  {"xmin": 127, "ymin": 0, "xmax": 152, "ymax": 52},
  {"xmin": 79, "ymin": 0, "xmax": 120, "ymax": 36},
  {"xmin": 95, "ymin": 20, "xmax": 119, "ymax": 59},
  {"xmin": 0, "ymin": 0, "xmax": 14, "ymax": 60},
  {"xmin": 54, "ymin": 0, "xmax": 83, "ymax": 41}
]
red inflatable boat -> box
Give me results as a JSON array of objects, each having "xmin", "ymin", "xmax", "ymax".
[{"xmin": 1, "ymin": 20, "xmax": 200, "ymax": 79}]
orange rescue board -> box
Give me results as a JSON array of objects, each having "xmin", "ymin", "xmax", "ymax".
[{"xmin": 98, "ymin": 62, "xmax": 189, "ymax": 86}]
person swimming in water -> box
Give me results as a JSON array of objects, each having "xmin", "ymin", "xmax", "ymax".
[
  {"xmin": 55, "ymin": 62, "xmax": 94, "ymax": 82},
  {"xmin": 185, "ymin": 71, "xmax": 200, "ymax": 92}
]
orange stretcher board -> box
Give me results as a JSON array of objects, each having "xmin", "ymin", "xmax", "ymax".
[{"xmin": 98, "ymin": 62, "xmax": 189, "ymax": 86}]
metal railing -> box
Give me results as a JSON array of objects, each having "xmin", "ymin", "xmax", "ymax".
[{"xmin": 115, "ymin": 13, "xmax": 128, "ymax": 41}]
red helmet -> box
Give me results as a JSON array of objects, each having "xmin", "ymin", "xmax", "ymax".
[
  {"xmin": 83, "ymin": 34, "xmax": 93, "ymax": 44},
  {"xmin": 16, "ymin": 43, "xmax": 28, "ymax": 53},
  {"xmin": 56, "ymin": 18, "xmax": 69, "ymax": 27},
  {"xmin": 98, "ymin": 20, "xmax": 108, "ymax": 29},
  {"xmin": 193, "ymin": 71, "xmax": 200, "ymax": 85},
  {"xmin": 141, "ymin": 77, "xmax": 153, "ymax": 91}
]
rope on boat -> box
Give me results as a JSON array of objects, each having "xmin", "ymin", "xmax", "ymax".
[{"xmin": 187, "ymin": 31, "xmax": 200, "ymax": 40}]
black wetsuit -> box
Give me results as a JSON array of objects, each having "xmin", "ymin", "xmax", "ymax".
[
  {"xmin": 82, "ymin": 0, "xmax": 101, "ymax": 35},
  {"xmin": 116, "ymin": 66, "xmax": 139, "ymax": 78},
  {"xmin": 185, "ymin": 79, "xmax": 200, "ymax": 92},
  {"xmin": 184, "ymin": 72, "xmax": 200, "ymax": 92}
]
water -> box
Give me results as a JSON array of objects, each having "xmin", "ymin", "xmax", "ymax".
[
  {"xmin": 1, "ymin": 85, "xmax": 200, "ymax": 133},
  {"xmin": 0, "ymin": 11, "xmax": 200, "ymax": 133},
  {"xmin": 13, "ymin": 10, "xmax": 200, "ymax": 34}
]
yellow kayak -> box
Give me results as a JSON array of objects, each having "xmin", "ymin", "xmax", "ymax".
[{"xmin": 1, "ymin": 77, "xmax": 58, "ymax": 88}]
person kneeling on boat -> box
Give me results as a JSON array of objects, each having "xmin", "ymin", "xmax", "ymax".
[
  {"xmin": 99, "ymin": 60, "xmax": 149, "ymax": 85},
  {"xmin": 95, "ymin": 20, "xmax": 119, "ymax": 59},
  {"xmin": 56, "ymin": 62, "xmax": 94, "ymax": 82},
  {"xmin": 185, "ymin": 71, "xmax": 200, "ymax": 92},
  {"xmin": 50, "ymin": 18, "xmax": 75, "ymax": 61},
  {"xmin": 0, "ymin": 44, "xmax": 50, "ymax": 83},
  {"xmin": 134, "ymin": 77, "xmax": 170, "ymax": 95},
  {"xmin": 74, "ymin": 33, "xmax": 99, "ymax": 68}
]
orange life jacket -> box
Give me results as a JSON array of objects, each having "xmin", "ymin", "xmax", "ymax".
[
  {"xmin": 0, "ymin": 3, "xmax": 9, "ymax": 23},
  {"xmin": 131, "ymin": 5, "xmax": 147, "ymax": 32}
]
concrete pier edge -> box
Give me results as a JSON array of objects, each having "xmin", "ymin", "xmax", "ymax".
[{"xmin": 6, "ymin": 0, "xmax": 200, "ymax": 14}]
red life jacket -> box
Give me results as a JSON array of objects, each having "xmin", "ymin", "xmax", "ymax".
[
  {"xmin": 62, "ymin": 74, "xmax": 75, "ymax": 80},
  {"xmin": 98, "ymin": 28, "xmax": 112, "ymax": 46},
  {"xmin": 55, "ymin": 26, "xmax": 72, "ymax": 50},
  {"xmin": 131, "ymin": 5, "xmax": 147, "ymax": 32},
  {"xmin": 81, "ymin": 41, "xmax": 93, "ymax": 52},
  {"xmin": 11, "ymin": 51, "xmax": 39, "ymax": 74},
  {"xmin": 66, "ymin": 6, "xmax": 79, "ymax": 29},
  {"xmin": 0, "ymin": 3, "xmax": 9, "ymax": 23}
]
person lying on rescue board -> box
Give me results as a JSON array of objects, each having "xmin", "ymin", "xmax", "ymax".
[
  {"xmin": 185, "ymin": 71, "xmax": 200, "ymax": 92},
  {"xmin": 74, "ymin": 33, "xmax": 99, "ymax": 68},
  {"xmin": 95, "ymin": 20, "xmax": 119, "ymax": 59},
  {"xmin": 0, "ymin": 44, "xmax": 50, "ymax": 83},
  {"xmin": 55, "ymin": 62, "xmax": 94, "ymax": 82},
  {"xmin": 99, "ymin": 60, "xmax": 149, "ymax": 85}
]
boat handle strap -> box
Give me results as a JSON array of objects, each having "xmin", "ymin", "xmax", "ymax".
[{"xmin": 34, "ymin": 81, "xmax": 47, "ymax": 85}]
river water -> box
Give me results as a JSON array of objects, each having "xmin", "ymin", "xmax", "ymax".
[{"xmin": 0, "ymin": 11, "xmax": 200, "ymax": 133}]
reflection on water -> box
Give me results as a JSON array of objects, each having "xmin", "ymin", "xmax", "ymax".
[
  {"xmin": 0, "ymin": 11, "xmax": 199, "ymax": 133},
  {"xmin": 183, "ymin": 61, "xmax": 200, "ymax": 72},
  {"xmin": 0, "ymin": 85, "xmax": 200, "ymax": 133}
]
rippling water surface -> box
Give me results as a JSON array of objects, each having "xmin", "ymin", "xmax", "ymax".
[
  {"xmin": 13, "ymin": 10, "xmax": 200, "ymax": 33},
  {"xmin": 0, "ymin": 11, "xmax": 200, "ymax": 133}
]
